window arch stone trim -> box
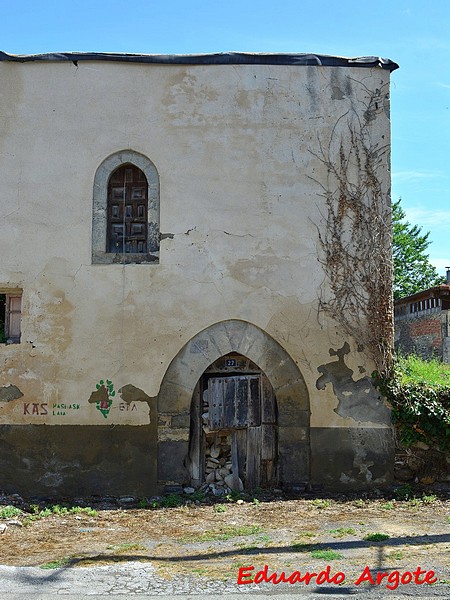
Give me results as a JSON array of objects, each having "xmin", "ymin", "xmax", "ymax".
[{"xmin": 92, "ymin": 149, "xmax": 160, "ymax": 264}]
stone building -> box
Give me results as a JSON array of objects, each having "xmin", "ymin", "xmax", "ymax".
[
  {"xmin": 394, "ymin": 274, "xmax": 450, "ymax": 362},
  {"xmin": 0, "ymin": 51, "xmax": 398, "ymax": 497}
]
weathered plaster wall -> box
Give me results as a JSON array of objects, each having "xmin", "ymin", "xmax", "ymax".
[{"xmin": 0, "ymin": 59, "xmax": 393, "ymax": 493}]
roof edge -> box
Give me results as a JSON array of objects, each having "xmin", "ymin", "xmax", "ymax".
[
  {"xmin": 395, "ymin": 285, "xmax": 450, "ymax": 304},
  {"xmin": 0, "ymin": 51, "xmax": 399, "ymax": 71}
]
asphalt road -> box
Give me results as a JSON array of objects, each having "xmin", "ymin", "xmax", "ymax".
[{"xmin": 1, "ymin": 562, "xmax": 449, "ymax": 599}]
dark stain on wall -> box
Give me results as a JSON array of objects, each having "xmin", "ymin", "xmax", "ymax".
[
  {"xmin": 119, "ymin": 384, "xmax": 153, "ymax": 406},
  {"xmin": 311, "ymin": 427, "xmax": 394, "ymax": 488},
  {"xmin": 0, "ymin": 385, "xmax": 24, "ymax": 402},
  {"xmin": 88, "ymin": 386, "xmax": 109, "ymax": 404},
  {"xmin": 0, "ymin": 425, "xmax": 158, "ymax": 497},
  {"xmin": 316, "ymin": 343, "xmax": 390, "ymax": 424}
]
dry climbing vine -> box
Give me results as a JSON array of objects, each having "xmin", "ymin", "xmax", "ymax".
[{"xmin": 312, "ymin": 81, "xmax": 393, "ymax": 376}]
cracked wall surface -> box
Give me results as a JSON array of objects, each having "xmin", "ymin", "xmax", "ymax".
[{"xmin": 0, "ymin": 59, "xmax": 394, "ymax": 492}]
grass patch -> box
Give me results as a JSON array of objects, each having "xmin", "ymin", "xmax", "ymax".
[
  {"xmin": 191, "ymin": 567, "xmax": 210, "ymax": 577},
  {"xmin": 392, "ymin": 488, "xmax": 438, "ymax": 507},
  {"xmin": 161, "ymin": 494, "xmax": 182, "ymax": 508},
  {"xmin": 107, "ymin": 543, "xmax": 147, "ymax": 554},
  {"xmin": 394, "ymin": 484, "xmax": 413, "ymax": 501},
  {"xmin": 236, "ymin": 533, "xmax": 271, "ymax": 550},
  {"xmin": 40, "ymin": 557, "xmax": 71, "ymax": 569},
  {"xmin": 377, "ymin": 355, "xmax": 450, "ymax": 451},
  {"xmin": 353, "ymin": 499, "xmax": 365, "ymax": 508},
  {"xmin": 181, "ymin": 524, "xmax": 263, "ymax": 543},
  {"xmin": 310, "ymin": 549, "xmax": 344, "ymax": 560},
  {"xmin": 185, "ymin": 490, "xmax": 207, "ymax": 502},
  {"xmin": 68, "ymin": 506, "xmax": 98, "ymax": 516},
  {"xmin": 23, "ymin": 504, "xmax": 97, "ymax": 525},
  {"xmin": 296, "ymin": 530, "xmax": 317, "ymax": 539},
  {"xmin": 421, "ymin": 494, "xmax": 438, "ymax": 504},
  {"xmin": 381, "ymin": 501, "xmax": 395, "ymax": 510},
  {"xmin": 329, "ymin": 527, "xmax": 356, "ymax": 538},
  {"xmin": 311, "ymin": 499, "xmax": 331, "ymax": 509},
  {"xmin": 0, "ymin": 506, "xmax": 22, "ymax": 519},
  {"xmin": 214, "ymin": 504, "xmax": 227, "ymax": 513},
  {"xmin": 225, "ymin": 491, "xmax": 245, "ymax": 503},
  {"xmin": 397, "ymin": 354, "xmax": 450, "ymax": 386},
  {"xmin": 364, "ymin": 533, "xmax": 390, "ymax": 542},
  {"xmin": 388, "ymin": 550, "xmax": 405, "ymax": 560}
]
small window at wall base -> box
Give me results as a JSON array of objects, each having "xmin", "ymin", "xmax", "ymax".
[{"xmin": 0, "ymin": 293, "xmax": 22, "ymax": 344}]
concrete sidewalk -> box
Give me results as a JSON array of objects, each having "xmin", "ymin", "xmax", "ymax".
[{"xmin": 1, "ymin": 562, "xmax": 448, "ymax": 599}]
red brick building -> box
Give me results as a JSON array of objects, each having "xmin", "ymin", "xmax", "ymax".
[{"xmin": 394, "ymin": 279, "xmax": 450, "ymax": 362}]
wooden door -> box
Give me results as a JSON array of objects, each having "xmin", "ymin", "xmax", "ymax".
[
  {"xmin": 107, "ymin": 165, "xmax": 148, "ymax": 253},
  {"xmin": 206, "ymin": 375, "xmax": 277, "ymax": 489}
]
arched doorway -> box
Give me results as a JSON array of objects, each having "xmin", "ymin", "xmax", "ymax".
[
  {"xmin": 157, "ymin": 320, "xmax": 310, "ymax": 491},
  {"xmin": 189, "ymin": 353, "xmax": 278, "ymax": 492}
]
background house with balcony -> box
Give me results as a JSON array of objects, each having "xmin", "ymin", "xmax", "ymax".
[{"xmin": 394, "ymin": 270, "xmax": 450, "ymax": 363}]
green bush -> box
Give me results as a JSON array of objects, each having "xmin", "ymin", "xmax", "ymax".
[
  {"xmin": 161, "ymin": 494, "xmax": 182, "ymax": 508},
  {"xmin": 375, "ymin": 355, "xmax": 450, "ymax": 451},
  {"xmin": 0, "ymin": 506, "xmax": 22, "ymax": 519}
]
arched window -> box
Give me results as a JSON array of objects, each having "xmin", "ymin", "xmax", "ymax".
[{"xmin": 92, "ymin": 150, "xmax": 159, "ymax": 264}]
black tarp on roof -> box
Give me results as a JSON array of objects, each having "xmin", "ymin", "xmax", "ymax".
[{"xmin": 0, "ymin": 51, "xmax": 399, "ymax": 71}]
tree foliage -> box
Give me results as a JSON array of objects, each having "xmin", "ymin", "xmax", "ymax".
[{"xmin": 392, "ymin": 199, "xmax": 445, "ymax": 300}]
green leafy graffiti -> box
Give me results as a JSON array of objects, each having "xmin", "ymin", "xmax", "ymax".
[{"xmin": 94, "ymin": 379, "xmax": 116, "ymax": 419}]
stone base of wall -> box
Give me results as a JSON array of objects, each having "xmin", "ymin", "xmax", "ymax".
[
  {"xmin": 0, "ymin": 424, "xmax": 396, "ymax": 497},
  {"xmin": 310, "ymin": 427, "xmax": 394, "ymax": 488},
  {"xmin": 0, "ymin": 425, "xmax": 157, "ymax": 498}
]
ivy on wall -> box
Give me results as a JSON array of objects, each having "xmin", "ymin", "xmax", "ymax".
[
  {"xmin": 311, "ymin": 82, "xmax": 393, "ymax": 376},
  {"xmin": 375, "ymin": 371, "xmax": 450, "ymax": 452}
]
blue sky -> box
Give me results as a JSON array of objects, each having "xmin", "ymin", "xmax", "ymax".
[{"xmin": 2, "ymin": 0, "xmax": 449, "ymax": 273}]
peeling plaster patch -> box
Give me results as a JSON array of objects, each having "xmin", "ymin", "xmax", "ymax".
[
  {"xmin": 331, "ymin": 85, "xmax": 345, "ymax": 100},
  {"xmin": 19, "ymin": 371, "xmax": 39, "ymax": 380},
  {"xmin": 119, "ymin": 384, "xmax": 153, "ymax": 406},
  {"xmin": 160, "ymin": 233, "xmax": 175, "ymax": 240},
  {"xmin": 0, "ymin": 385, "xmax": 23, "ymax": 402},
  {"xmin": 315, "ymin": 342, "xmax": 390, "ymax": 424}
]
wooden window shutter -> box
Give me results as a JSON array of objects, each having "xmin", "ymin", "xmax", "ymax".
[{"xmin": 107, "ymin": 164, "xmax": 148, "ymax": 254}]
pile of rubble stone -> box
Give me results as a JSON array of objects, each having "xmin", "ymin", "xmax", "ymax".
[{"xmin": 200, "ymin": 432, "xmax": 244, "ymax": 496}]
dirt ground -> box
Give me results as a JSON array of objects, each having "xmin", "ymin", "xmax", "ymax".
[{"xmin": 1, "ymin": 494, "xmax": 449, "ymax": 586}]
